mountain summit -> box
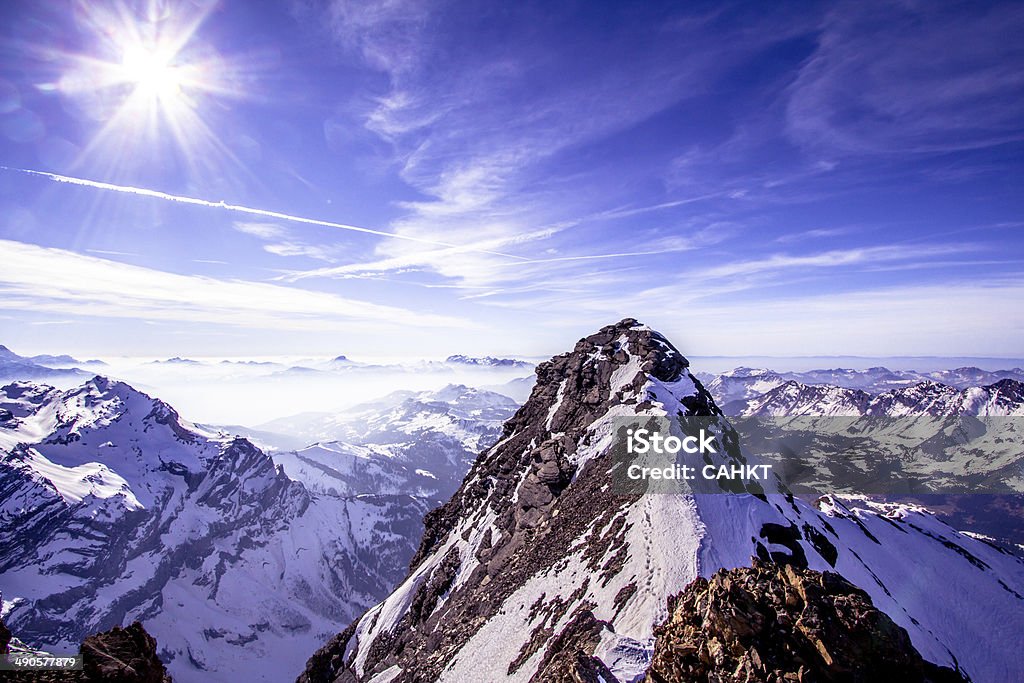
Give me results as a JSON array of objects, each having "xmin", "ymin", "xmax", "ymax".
[{"xmin": 299, "ymin": 319, "xmax": 1024, "ymax": 683}]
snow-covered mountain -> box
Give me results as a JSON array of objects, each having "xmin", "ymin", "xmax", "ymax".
[
  {"xmin": 260, "ymin": 384, "xmax": 518, "ymax": 448},
  {"xmin": 480, "ymin": 375, "xmax": 536, "ymax": 404},
  {"xmin": 738, "ymin": 377, "xmax": 1024, "ymax": 417},
  {"xmin": 0, "ymin": 377, "xmax": 429, "ymax": 683},
  {"xmin": 732, "ymin": 377, "xmax": 1024, "ymax": 548},
  {"xmin": 300, "ymin": 319, "xmax": 1024, "ymax": 683},
  {"xmin": 788, "ymin": 366, "xmax": 925, "ymax": 392},
  {"xmin": 265, "ymin": 385, "xmax": 519, "ymax": 507},
  {"xmin": 737, "ymin": 379, "xmax": 872, "ymax": 416}
]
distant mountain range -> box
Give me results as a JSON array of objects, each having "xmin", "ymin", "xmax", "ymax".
[
  {"xmin": 141, "ymin": 353, "xmax": 535, "ymax": 374},
  {"xmin": 700, "ymin": 365, "xmax": 1024, "ymax": 413},
  {"xmin": 0, "ymin": 344, "xmax": 101, "ymax": 383},
  {"xmin": 735, "ymin": 377, "xmax": 1024, "ymax": 417},
  {"xmin": 445, "ymin": 354, "xmax": 532, "ymax": 368}
]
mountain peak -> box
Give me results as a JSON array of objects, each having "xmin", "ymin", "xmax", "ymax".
[
  {"xmin": 520, "ymin": 318, "xmax": 709, "ymax": 431},
  {"xmin": 407, "ymin": 319, "xmax": 717, "ymax": 575},
  {"xmin": 575, "ymin": 317, "xmax": 688, "ymax": 381}
]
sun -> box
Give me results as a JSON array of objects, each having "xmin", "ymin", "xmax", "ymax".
[
  {"xmin": 118, "ymin": 45, "xmax": 185, "ymax": 102},
  {"xmin": 50, "ymin": 1, "xmax": 250, "ymax": 174}
]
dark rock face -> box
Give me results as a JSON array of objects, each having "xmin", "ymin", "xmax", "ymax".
[
  {"xmin": 647, "ymin": 561, "xmax": 964, "ymax": 683},
  {"xmin": 1, "ymin": 619, "xmax": 171, "ymax": 682},
  {"xmin": 0, "ymin": 615, "xmax": 11, "ymax": 655},
  {"xmin": 526, "ymin": 609, "xmax": 616, "ymax": 683}
]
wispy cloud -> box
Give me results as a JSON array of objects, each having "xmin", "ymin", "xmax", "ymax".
[
  {"xmin": 295, "ymin": 0, "xmax": 822, "ymax": 294},
  {"xmin": 233, "ymin": 221, "xmax": 348, "ymax": 262},
  {"xmin": 86, "ymin": 248, "xmax": 140, "ymax": 257},
  {"xmin": 785, "ymin": 1, "xmax": 1024, "ymax": 155},
  {"xmin": 0, "ymin": 239, "xmax": 471, "ymax": 332},
  {"xmin": 233, "ymin": 221, "xmax": 288, "ymax": 240},
  {"xmin": 774, "ymin": 227, "xmax": 854, "ymax": 244},
  {"xmin": 685, "ymin": 244, "xmax": 972, "ymax": 281},
  {"xmin": 262, "ymin": 241, "xmax": 348, "ymax": 261}
]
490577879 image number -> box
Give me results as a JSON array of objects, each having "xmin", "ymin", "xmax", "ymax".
[{"xmin": 0, "ymin": 654, "xmax": 83, "ymax": 671}]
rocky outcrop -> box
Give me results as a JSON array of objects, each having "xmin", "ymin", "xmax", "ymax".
[
  {"xmin": 0, "ymin": 619, "xmax": 171, "ymax": 682},
  {"xmin": 647, "ymin": 561, "xmax": 965, "ymax": 683},
  {"xmin": 526, "ymin": 609, "xmax": 616, "ymax": 683},
  {"xmin": 78, "ymin": 623, "xmax": 172, "ymax": 683}
]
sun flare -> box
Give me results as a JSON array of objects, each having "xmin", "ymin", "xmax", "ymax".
[
  {"xmin": 119, "ymin": 45, "xmax": 185, "ymax": 101},
  {"xmin": 51, "ymin": 1, "xmax": 248, "ymax": 174}
]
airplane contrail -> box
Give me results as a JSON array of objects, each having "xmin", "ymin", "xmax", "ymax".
[{"xmin": 1, "ymin": 166, "xmax": 527, "ymax": 259}]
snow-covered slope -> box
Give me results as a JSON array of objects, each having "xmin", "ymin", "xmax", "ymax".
[
  {"xmin": 300, "ymin": 319, "xmax": 1024, "ymax": 683},
  {"xmin": 0, "ymin": 377, "xmax": 427, "ymax": 683}
]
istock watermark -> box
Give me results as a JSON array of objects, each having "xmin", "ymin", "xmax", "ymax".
[
  {"xmin": 623, "ymin": 426, "xmax": 771, "ymax": 484},
  {"xmin": 625, "ymin": 427, "xmax": 718, "ymax": 455}
]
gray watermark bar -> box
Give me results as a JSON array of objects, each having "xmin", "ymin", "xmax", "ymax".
[{"xmin": 607, "ymin": 416, "xmax": 1024, "ymax": 495}]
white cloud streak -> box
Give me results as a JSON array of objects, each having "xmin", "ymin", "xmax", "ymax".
[
  {"xmin": 1, "ymin": 166, "xmax": 526, "ymax": 259},
  {"xmin": 0, "ymin": 239, "xmax": 471, "ymax": 332}
]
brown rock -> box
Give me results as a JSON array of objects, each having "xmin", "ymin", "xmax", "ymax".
[{"xmin": 647, "ymin": 560, "xmax": 965, "ymax": 683}]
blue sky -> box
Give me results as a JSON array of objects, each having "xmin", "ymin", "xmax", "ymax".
[{"xmin": 0, "ymin": 0, "xmax": 1021, "ymax": 359}]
